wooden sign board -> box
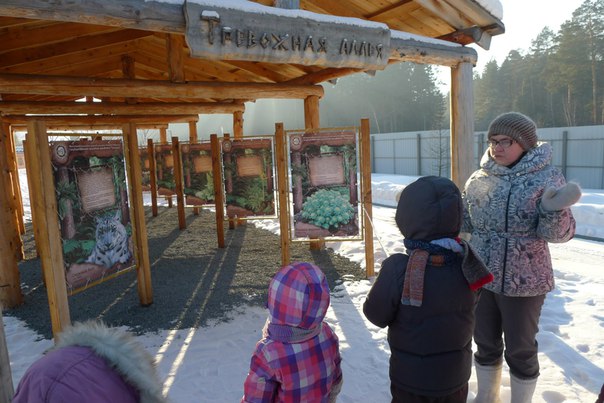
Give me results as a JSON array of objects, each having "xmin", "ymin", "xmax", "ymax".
[
  {"xmin": 184, "ymin": 2, "xmax": 390, "ymax": 69},
  {"xmin": 181, "ymin": 142, "xmax": 215, "ymax": 206},
  {"xmin": 138, "ymin": 147, "xmax": 151, "ymax": 191},
  {"xmin": 49, "ymin": 139, "xmax": 135, "ymax": 294},
  {"xmin": 154, "ymin": 143, "xmax": 176, "ymax": 197},
  {"xmin": 287, "ymin": 128, "xmax": 360, "ymax": 239},
  {"xmin": 222, "ymin": 137, "xmax": 275, "ymax": 219}
]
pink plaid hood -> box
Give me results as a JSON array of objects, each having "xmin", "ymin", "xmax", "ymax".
[{"xmin": 267, "ymin": 262, "xmax": 330, "ymax": 329}]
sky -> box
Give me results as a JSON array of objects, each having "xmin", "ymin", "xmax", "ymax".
[
  {"xmin": 3, "ymin": 170, "xmax": 604, "ymax": 402},
  {"xmin": 436, "ymin": 0, "xmax": 586, "ymax": 88}
]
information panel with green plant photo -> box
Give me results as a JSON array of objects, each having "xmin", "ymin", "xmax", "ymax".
[
  {"xmin": 288, "ymin": 128, "xmax": 360, "ymax": 239},
  {"xmin": 50, "ymin": 139, "xmax": 134, "ymax": 294},
  {"xmin": 222, "ymin": 137, "xmax": 275, "ymax": 219},
  {"xmin": 181, "ymin": 141, "xmax": 215, "ymax": 206}
]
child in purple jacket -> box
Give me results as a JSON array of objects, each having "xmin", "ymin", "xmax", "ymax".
[{"xmin": 242, "ymin": 262, "xmax": 343, "ymax": 402}]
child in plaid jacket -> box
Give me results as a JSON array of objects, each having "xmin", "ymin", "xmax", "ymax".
[{"xmin": 242, "ymin": 262, "xmax": 343, "ymax": 402}]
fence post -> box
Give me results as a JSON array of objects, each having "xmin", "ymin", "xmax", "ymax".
[
  {"xmin": 561, "ymin": 130, "xmax": 568, "ymax": 177},
  {"xmin": 416, "ymin": 133, "xmax": 422, "ymax": 176}
]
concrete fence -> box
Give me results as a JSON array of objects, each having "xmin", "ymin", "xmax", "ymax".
[{"xmin": 371, "ymin": 125, "xmax": 604, "ymax": 189}]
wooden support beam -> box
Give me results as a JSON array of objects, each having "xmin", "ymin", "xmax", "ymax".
[
  {"xmin": 233, "ymin": 111, "xmax": 244, "ymax": 140},
  {"xmin": 210, "ymin": 134, "xmax": 225, "ymax": 248},
  {"xmin": 188, "ymin": 121, "xmax": 198, "ymax": 143},
  {"xmin": 0, "ymin": 73, "xmax": 324, "ymax": 100},
  {"xmin": 0, "ymin": 101, "xmax": 245, "ymax": 115},
  {"xmin": 274, "ymin": 122, "xmax": 290, "ymax": 266},
  {"xmin": 4, "ymin": 114, "xmax": 199, "ymax": 126},
  {"xmin": 304, "ymin": 96, "xmax": 320, "ymax": 130},
  {"xmin": 123, "ymin": 123, "xmax": 153, "ymax": 306},
  {"xmin": 0, "ymin": 122, "xmax": 23, "ymax": 260},
  {"xmin": 147, "ymin": 139, "xmax": 158, "ymax": 217},
  {"xmin": 166, "ymin": 34, "xmax": 185, "ymax": 83},
  {"xmin": 450, "ymin": 62, "xmax": 474, "ymax": 188},
  {"xmin": 360, "ymin": 118, "xmax": 374, "ymax": 278},
  {"xmin": 172, "ymin": 137, "xmax": 186, "ymax": 230},
  {"xmin": 25, "ymin": 120, "xmax": 70, "ymax": 338},
  {"xmin": 0, "ymin": 123, "xmax": 22, "ymax": 308}
]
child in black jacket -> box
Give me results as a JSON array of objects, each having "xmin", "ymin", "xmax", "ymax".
[{"xmin": 363, "ymin": 176, "xmax": 493, "ymax": 403}]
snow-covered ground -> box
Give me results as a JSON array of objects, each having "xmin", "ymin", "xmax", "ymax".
[{"xmin": 4, "ymin": 172, "xmax": 604, "ymax": 402}]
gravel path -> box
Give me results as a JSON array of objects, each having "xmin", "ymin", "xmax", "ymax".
[{"xmin": 8, "ymin": 207, "xmax": 364, "ymax": 339}]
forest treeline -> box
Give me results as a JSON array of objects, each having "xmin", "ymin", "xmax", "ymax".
[{"xmin": 319, "ymin": 0, "xmax": 604, "ymax": 133}]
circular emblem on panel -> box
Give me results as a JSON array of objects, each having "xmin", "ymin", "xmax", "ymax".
[
  {"xmin": 222, "ymin": 139, "xmax": 232, "ymax": 152},
  {"xmin": 290, "ymin": 134, "xmax": 302, "ymax": 151}
]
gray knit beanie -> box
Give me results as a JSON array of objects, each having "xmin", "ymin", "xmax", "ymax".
[{"xmin": 487, "ymin": 112, "xmax": 538, "ymax": 151}]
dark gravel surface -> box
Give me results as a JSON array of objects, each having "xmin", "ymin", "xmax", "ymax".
[{"xmin": 7, "ymin": 206, "xmax": 364, "ymax": 339}]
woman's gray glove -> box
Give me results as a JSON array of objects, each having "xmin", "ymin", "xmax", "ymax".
[{"xmin": 540, "ymin": 182, "xmax": 582, "ymax": 211}]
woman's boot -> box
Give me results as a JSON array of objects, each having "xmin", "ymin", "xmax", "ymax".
[{"xmin": 473, "ymin": 361, "xmax": 502, "ymax": 403}]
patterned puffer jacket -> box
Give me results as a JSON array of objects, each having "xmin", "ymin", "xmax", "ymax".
[{"xmin": 462, "ymin": 143, "xmax": 576, "ymax": 297}]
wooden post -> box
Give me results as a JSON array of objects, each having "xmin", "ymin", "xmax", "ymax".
[
  {"xmin": 147, "ymin": 139, "xmax": 158, "ymax": 217},
  {"xmin": 450, "ymin": 62, "xmax": 474, "ymax": 189},
  {"xmin": 210, "ymin": 134, "xmax": 225, "ymax": 248},
  {"xmin": 360, "ymin": 118, "xmax": 375, "ymax": 277},
  {"xmin": 275, "ymin": 123, "xmax": 290, "ymax": 266},
  {"xmin": 172, "ymin": 136, "xmax": 186, "ymax": 229},
  {"xmin": 159, "ymin": 127, "xmax": 167, "ymax": 143},
  {"xmin": 0, "ymin": 123, "xmax": 22, "ymax": 307},
  {"xmin": 5, "ymin": 124, "xmax": 25, "ymax": 236},
  {"xmin": 0, "ymin": 307, "xmax": 14, "ymax": 403},
  {"xmin": 0, "ymin": 122, "xmax": 23, "ymax": 262},
  {"xmin": 233, "ymin": 111, "xmax": 244, "ymax": 139},
  {"xmin": 188, "ymin": 122, "xmax": 200, "ymax": 216},
  {"xmin": 25, "ymin": 120, "xmax": 70, "ymax": 338},
  {"xmin": 123, "ymin": 123, "xmax": 153, "ymax": 306},
  {"xmin": 188, "ymin": 120, "xmax": 198, "ymax": 143},
  {"xmin": 304, "ymin": 95, "xmax": 320, "ymax": 130}
]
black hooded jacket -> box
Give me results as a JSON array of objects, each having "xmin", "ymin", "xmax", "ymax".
[{"xmin": 363, "ymin": 176, "xmax": 479, "ymax": 397}]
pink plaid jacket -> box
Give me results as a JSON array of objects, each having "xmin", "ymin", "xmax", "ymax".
[{"xmin": 242, "ymin": 262, "xmax": 343, "ymax": 402}]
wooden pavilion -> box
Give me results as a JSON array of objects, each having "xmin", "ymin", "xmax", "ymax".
[{"xmin": 0, "ymin": 0, "xmax": 504, "ymax": 327}]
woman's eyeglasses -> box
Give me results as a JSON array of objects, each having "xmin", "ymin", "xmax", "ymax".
[{"xmin": 488, "ymin": 139, "xmax": 515, "ymax": 149}]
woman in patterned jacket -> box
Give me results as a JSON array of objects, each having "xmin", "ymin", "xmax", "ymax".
[
  {"xmin": 242, "ymin": 262, "xmax": 343, "ymax": 403},
  {"xmin": 462, "ymin": 112, "xmax": 581, "ymax": 403}
]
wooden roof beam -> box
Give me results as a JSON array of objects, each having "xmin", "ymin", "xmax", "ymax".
[
  {"xmin": 0, "ymin": 73, "xmax": 324, "ymax": 100},
  {"xmin": 0, "ymin": 101, "xmax": 245, "ymax": 115},
  {"xmin": 3, "ymin": 114, "xmax": 199, "ymax": 125},
  {"xmin": 389, "ymin": 33, "xmax": 477, "ymax": 67},
  {"xmin": 12, "ymin": 124, "xmax": 169, "ymax": 132}
]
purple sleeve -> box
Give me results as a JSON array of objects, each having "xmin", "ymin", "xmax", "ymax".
[{"xmin": 242, "ymin": 345, "xmax": 278, "ymax": 403}]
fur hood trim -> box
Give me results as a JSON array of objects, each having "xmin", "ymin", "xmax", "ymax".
[{"xmin": 55, "ymin": 320, "xmax": 167, "ymax": 403}]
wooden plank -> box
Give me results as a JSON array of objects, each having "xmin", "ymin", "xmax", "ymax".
[
  {"xmin": 25, "ymin": 120, "xmax": 70, "ymax": 338},
  {"xmin": 360, "ymin": 118, "xmax": 374, "ymax": 277},
  {"xmin": 1, "ymin": 123, "xmax": 23, "ymax": 259},
  {"xmin": 7, "ymin": 125, "xmax": 25, "ymax": 236},
  {"xmin": 184, "ymin": 2, "xmax": 391, "ymax": 70},
  {"xmin": 123, "ymin": 123, "xmax": 153, "ymax": 306},
  {"xmin": 0, "ymin": 101, "xmax": 245, "ymax": 115},
  {"xmin": 188, "ymin": 121, "xmax": 198, "ymax": 143},
  {"xmin": 450, "ymin": 62, "xmax": 474, "ymax": 188},
  {"xmin": 172, "ymin": 137, "xmax": 186, "ymax": 230},
  {"xmin": 0, "ymin": 73, "xmax": 325, "ymax": 100},
  {"xmin": 274, "ymin": 123, "xmax": 290, "ymax": 266}
]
